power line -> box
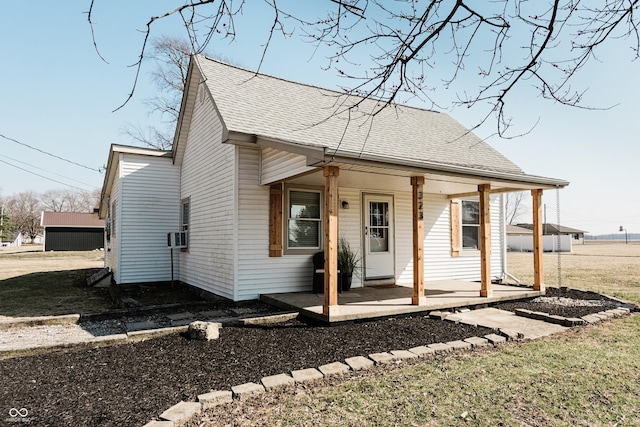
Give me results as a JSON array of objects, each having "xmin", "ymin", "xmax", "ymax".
[
  {"xmin": 0, "ymin": 133, "xmax": 102, "ymax": 173},
  {"xmin": 0, "ymin": 158, "xmax": 90, "ymax": 192},
  {"xmin": 0, "ymin": 154, "xmax": 96, "ymax": 188}
]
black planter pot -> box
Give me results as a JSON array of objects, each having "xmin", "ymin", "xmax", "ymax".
[{"xmin": 341, "ymin": 274, "xmax": 353, "ymax": 291}]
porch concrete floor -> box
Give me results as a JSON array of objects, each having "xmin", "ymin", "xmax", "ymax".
[{"xmin": 260, "ymin": 280, "xmax": 542, "ymax": 323}]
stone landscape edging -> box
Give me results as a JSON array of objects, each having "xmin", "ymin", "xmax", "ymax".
[{"xmin": 142, "ymin": 305, "xmax": 635, "ymax": 427}]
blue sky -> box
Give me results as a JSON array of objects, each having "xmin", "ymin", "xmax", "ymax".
[{"xmin": 1, "ymin": 1, "xmax": 638, "ymax": 235}]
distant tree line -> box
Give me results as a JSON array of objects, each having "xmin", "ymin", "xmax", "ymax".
[
  {"xmin": 0, "ymin": 188, "xmax": 100, "ymax": 242},
  {"xmin": 585, "ymin": 233, "xmax": 640, "ymax": 241}
]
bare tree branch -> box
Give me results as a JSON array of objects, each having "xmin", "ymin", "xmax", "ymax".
[
  {"xmin": 85, "ymin": 0, "xmax": 109, "ymax": 64},
  {"xmin": 89, "ymin": 1, "xmax": 640, "ymax": 134},
  {"xmin": 505, "ymin": 191, "xmax": 527, "ymax": 225}
]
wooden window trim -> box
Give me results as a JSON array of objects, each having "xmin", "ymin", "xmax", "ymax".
[
  {"xmin": 269, "ymin": 184, "xmax": 283, "ymax": 257},
  {"xmin": 450, "ymin": 199, "xmax": 460, "ymax": 257},
  {"xmin": 451, "ymin": 198, "xmax": 482, "ymax": 257}
]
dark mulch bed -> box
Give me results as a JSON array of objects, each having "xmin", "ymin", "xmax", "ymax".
[
  {"xmin": 0, "ymin": 287, "xmax": 627, "ymax": 426},
  {"xmin": 492, "ymin": 286, "xmax": 624, "ymax": 318}
]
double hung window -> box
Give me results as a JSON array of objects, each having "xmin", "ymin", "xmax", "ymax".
[
  {"xmin": 461, "ymin": 200, "xmax": 479, "ymax": 250},
  {"xmin": 180, "ymin": 198, "xmax": 190, "ymax": 248},
  {"xmin": 287, "ymin": 189, "xmax": 321, "ymax": 250}
]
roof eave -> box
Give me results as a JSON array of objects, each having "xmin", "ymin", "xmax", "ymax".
[{"xmin": 317, "ymin": 150, "xmax": 569, "ymax": 189}]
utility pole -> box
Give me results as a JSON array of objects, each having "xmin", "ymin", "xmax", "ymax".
[{"xmin": 619, "ymin": 226, "xmax": 628, "ymax": 244}]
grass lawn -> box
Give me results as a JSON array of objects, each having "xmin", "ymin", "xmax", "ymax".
[
  {"xmin": 505, "ymin": 242, "xmax": 640, "ymax": 305},
  {"xmin": 0, "ymin": 247, "xmax": 110, "ymax": 318},
  {"xmin": 0, "ymin": 247, "xmax": 205, "ymax": 319},
  {"xmin": 250, "ymin": 316, "xmax": 640, "ymax": 427},
  {"xmin": 225, "ymin": 242, "xmax": 640, "ymax": 427}
]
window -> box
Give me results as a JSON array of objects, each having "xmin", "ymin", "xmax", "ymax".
[
  {"xmin": 181, "ymin": 197, "xmax": 190, "ymax": 249},
  {"xmin": 461, "ymin": 200, "xmax": 479, "ymax": 250},
  {"xmin": 287, "ymin": 189, "xmax": 321, "ymax": 250},
  {"xmin": 106, "ymin": 198, "xmax": 115, "ymax": 241},
  {"xmin": 368, "ymin": 201, "xmax": 389, "ymax": 252},
  {"xmin": 106, "ymin": 198, "xmax": 112, "ymax": 241},
  {"xmin": 112, "ymin": 200, "xmax": 117, "ymax": 237}
]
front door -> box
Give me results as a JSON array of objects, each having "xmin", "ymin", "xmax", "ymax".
[{"xmin": 363, "ymin": 194, "xmax": 395, "ymax": 280}]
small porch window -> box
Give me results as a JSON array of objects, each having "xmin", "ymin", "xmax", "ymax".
[
  {"xmin": 287, "ymin": 189, "xmax": 321, "ymax": 252},
  {"xmin": 461, "ymin": 200, "xmax": 479, "ymax": 250},
  {"xmin": 181, "ymin": 197, "xmax": 190, "ymax": 249}
]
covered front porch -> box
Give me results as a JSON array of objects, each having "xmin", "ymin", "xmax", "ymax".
[
  {"xmin": 266, "ymin": 158, "xmax": 556, "ymax": 322},
  {"xmin": 253, "ymin": 124, "xmax": 569, "ymax": 322},
  {"xmin": 262, "ymin": 280, "xmax": 542, "ymax": 323}
]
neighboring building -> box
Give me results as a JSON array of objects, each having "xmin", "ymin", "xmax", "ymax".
[
  {"xmin": 516, "ymin": 223, "xmax": 587, "ymax": 244},
  {"xmin": 41, "ymin": 211, "xmax": 105, "ymax": 251},
  {"xmin": 0, "ymin": 231, "xmax": 22, "ymax": 247},
  {"xmin": 99, "ymin": 56, "xmax": 568, "ymax": 311}
]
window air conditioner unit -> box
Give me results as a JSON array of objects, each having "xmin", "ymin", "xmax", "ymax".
[{"xmin": 167, "ymin": 231, "xmax": 188, "ymax": 248}]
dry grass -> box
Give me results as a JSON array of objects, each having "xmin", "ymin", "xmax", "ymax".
[
  {"xmin": 0, "ymin": 247, "xmax": 109, "ymax": 319},
  {"xmin": 0, "ymin": 246, "xmax": 104, "ymax": 281},
  {"xmin": 506, "ymin": 242, "xmax": 640, "ymax": 304}
]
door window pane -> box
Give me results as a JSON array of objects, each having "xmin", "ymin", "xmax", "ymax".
[{"xmin": 369, "ymin": 202, "xmax": 389, "ymax": 253}]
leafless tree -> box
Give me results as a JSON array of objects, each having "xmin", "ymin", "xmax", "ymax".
[
  {"xmin": 41, "ymin": 189, "xmax": 101, "ymax": 213},
  {"xmin": 89, "ymin": 1, "xmax": 639, "ymax": 135},
  {"xmin": 5, "ymin": 191, "xmax": 42, "ymax": 241},
  {"xmin": 505, "ymin": 191, "xmax": 527, "ymax": 225},
  {"xmin": 123, "ymin": 36, "xmax": 193, "ymax": 150}
]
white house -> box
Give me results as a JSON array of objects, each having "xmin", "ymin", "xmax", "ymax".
[
  {"xmin": 1, "ymin": 231, "xmax": 22, "ymax": 247},
  {"xmin": 100, "ymin": 56, "xmax": 568, "ymax": 315}
]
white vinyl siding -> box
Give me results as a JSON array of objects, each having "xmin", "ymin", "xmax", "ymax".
[
  {"xmin": 373, "ymin": 192, "xmax": 503, "ymax": 285},
  {"xmin": 236, "ymin": 178, "xmax": 506, "ymax": 299},
  {"xmin": 405, "ymin": 194, "xmax": 503, "ymax": 283},
  {"xmin": 178, "ymin": 86, "xmax": 236, "ymax": 299},
  {"xmin": 336, "ymin": 187, "xmax": 363, "ymax": 285},
  {"xmin": 238, "ymin": 147, "xmax": 335, "ymax": 300},
  {"xmin": 236, "ymin": 148, "xmax": 366, "ymax": 300},
  {"xmin": 117, "ymin": 153, "xmax": 180, "ymax": 283},
  {"xmin": 260, "ymin": 147, "xmax": 314, "ymax": 184}
]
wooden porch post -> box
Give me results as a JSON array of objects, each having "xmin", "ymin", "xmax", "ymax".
[
  {"xmin": 323, "ymin": 166, "xmax": 340, "ymax": 316},
  {"xmin": 411, "ymin": 176, "xmax": 425, "ymax": 305},
  {"xmin": 479, "ymin": 184, "xmax": 492, "ymax": 297},
  {"xmin": 532, "ymin": 189, "xmax": 545, "ymax": 292}
]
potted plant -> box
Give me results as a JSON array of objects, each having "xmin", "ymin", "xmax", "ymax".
[{"xmin": 338, "ymin": 237, "xmax": 361, "ymax": 291}]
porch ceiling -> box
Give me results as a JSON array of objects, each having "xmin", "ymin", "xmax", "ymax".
[{"xmin": 287, "ymin": 162, "xmax": 550, "ymax": 196}]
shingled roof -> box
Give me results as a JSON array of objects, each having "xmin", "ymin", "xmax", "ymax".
[
  {"xmin": 516, "ymin": 223, "xmax": 587, "ymax": 235},
  {"xmin": 41, "ymin": 212, "xmax": 105, "ymax": 228},
  {"xmin": 194, "ymin": 56, "xmax": 523, "ymax": 175}
]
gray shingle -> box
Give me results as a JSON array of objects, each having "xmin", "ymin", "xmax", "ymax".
[{"xmin": 196, "ymin": 56, "xmax": 524, "ymax": 175}]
